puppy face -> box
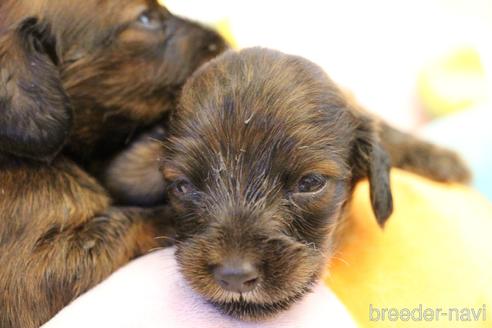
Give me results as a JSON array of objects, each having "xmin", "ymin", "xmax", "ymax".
[
  {"xmin": 0, "ymin": 0, "xmax": 226, "ymax": 161},
  {"xmin": 162, "ymin": 48, "xmax": 393, "ymax": 319}
]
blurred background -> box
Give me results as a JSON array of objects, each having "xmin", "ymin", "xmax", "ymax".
[{"xmin": 161, "ymin": 0, "xmax": 492, "ymax": 200}]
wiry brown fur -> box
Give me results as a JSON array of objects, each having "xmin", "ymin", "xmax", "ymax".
[
  {"xmin": 104, "ymin": 126, "xmax": 169, "ymax": 206},
  {"xmin": 1, "ymin": 0, "xmax": 226, "ymax": 165},
  {"xmin": 0, "ymin": 154, "xmax": 175, "ymax": 328},
  {"xmin": 104, "ymin": 48, "xmax": 471, "ymax": 320},
  {"xmin": 0, "ymin": 1, "xmax": 225, "ymax": 326},
  {"xmin": 342, "ymin": 93, "xmax": 471, "ymax": 184},
  {"xmin": 378, "ymin": 121, "xmax": 471, "ymax": 183},
  {"xmin": 105, "ymin": 48, "xmax": 392, "ymax": 320},
  {"xmin": 162, "ymin": 48, "xmax": 393, "ymax": 320}
]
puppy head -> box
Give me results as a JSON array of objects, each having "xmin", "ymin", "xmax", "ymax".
[
  {"xmin": 0, "ymin": 0, "xmax": 226, "ymax": 160},
  {"xmin": 162, "ymin": 48, "xmax": 392, "ymax": 319}
]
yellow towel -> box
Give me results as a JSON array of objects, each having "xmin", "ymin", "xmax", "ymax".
[{"xmin": 327, "ymin": 169, "xmax": 492, "ymax": 327}]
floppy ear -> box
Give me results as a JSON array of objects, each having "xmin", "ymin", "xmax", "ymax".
[
  {"xmin": 0, "ymin": 18, "xmax": 72, "ymax": 162},
  {"xmin": 350, "ymin": 114, "xmax": 393, "ymax": 227}
]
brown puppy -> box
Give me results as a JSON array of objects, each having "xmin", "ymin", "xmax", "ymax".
[
  {"xmin": 0, "ymin": 1, "xmax": 225, "ymax": 327},
  {"xmin": 104, "ymin": 48, "xmax": 471, "ymax": 320},
  {"xmin": 1, "ymin": 0, "xmax": 225, "ymax": 164},
  {"xmin": 166, "ymin": 47, "xmax": 381, "ymax": 319}
]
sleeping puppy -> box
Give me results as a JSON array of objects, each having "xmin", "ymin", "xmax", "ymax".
[
  {"xmin": 0, "ymin": 1, "xmax": 225, "ymax": 327},
  {"xmin": 104, "ymin": 48, "xmax": 471, "ymax": 320}
]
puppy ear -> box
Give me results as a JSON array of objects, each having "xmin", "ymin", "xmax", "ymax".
[
  {"xmin": 0, "ymin": 18, "xmax": 72, "ymax": 162},
  {"xmin": 351, "ymin": 114, "xmax": 393, "ymax": 227}
]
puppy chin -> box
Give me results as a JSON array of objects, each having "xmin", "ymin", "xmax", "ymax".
[{"xmin": 207, "ymin": 274, "xmax": 319, "ymax": 321}]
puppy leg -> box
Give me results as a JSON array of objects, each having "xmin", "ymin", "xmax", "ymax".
[
  {"xmin": 379, "ymin": 122, "xmax": 471, "ymax": 183},
  {"xmin": 0, "ymin": 157, "xmax": 173, "ymax": 328},
  {"xmin": 344, "ymin": 93, "xmax": 471, "ymax": 184},
  {"xmin": 101, "ymin": 126, "xmax": 168, "ymax": 206}
]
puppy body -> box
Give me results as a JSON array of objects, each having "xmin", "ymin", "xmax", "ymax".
[
  {"xmin": 0, "ymin": 155, "xmax": 174, "ymax": 328},
  {"xmin": 0, "ymin": 1, "xmax": 225, "ymax": 326},
  {"xmin": 104, "ymin": 48, "xmax": 471, "ymax": 320}
]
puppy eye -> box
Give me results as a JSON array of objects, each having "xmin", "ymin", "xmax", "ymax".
[
  {"xmin": 173, "ymin": 180, "xmax": 197, "ymax": 197},
  {"xmin": 174, "ymin": 180, "xmax": 193, "ymax": 195},
  {"xmin": 137, "ymin": 10, "xmax": 161, "ymax": 29},
  {"xmin": 296, "ymin": 174, "xmax": 327, "ymax": 193}
]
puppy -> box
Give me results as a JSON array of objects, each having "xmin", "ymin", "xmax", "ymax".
[
  {"xmin": 1, "ymin": 0, "xmax": 225, "ymax": 165},
  {"xmin": 0, "ymin": 1, "xmax": 225, "ymax": 327},
  {"xmin": 104, "ymin": 48, "xmax": 471, "ymax": 320}
]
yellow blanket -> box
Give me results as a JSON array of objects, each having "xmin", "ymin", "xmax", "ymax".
[{"xmin": 327, "ymin": 169, "xmax": 492, "ymax": 327}]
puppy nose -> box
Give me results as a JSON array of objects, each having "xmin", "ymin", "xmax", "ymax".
[{"xmin": 213, "ymin": 259, "xmax": 259, "ymax": 293}]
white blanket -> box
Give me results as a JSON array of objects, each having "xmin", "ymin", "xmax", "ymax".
[{"xmin": 43, "ymin": 248, "xmax": 355, "ymax": 328}]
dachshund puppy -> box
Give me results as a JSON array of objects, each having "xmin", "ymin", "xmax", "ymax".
[
  {"xmin": 1, "ymin": 0, "xmax": 225, "ymax": 165},
  {"xmin": 104, "ymin": 48, "xmax": 471, "ymax": 320},
  {"xmin": 0, "ymin": 1, "xmax": 225, "ymax": 327}
]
